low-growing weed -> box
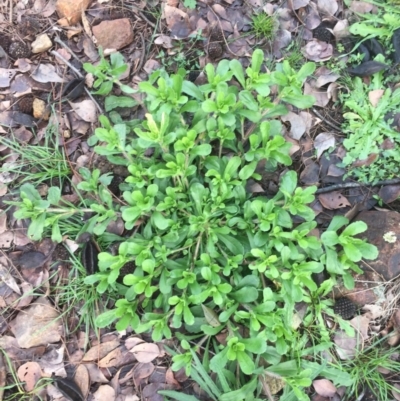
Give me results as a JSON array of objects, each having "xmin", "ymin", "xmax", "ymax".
[
  {"xmin": 251, "ymin": 13, "xmax": 277, "ymax": 39},
  {"xmin": 9, "ymin": 50, "xmax": 379, "ymax": 399},
  {"xmin": 338, "ymin": 56, "xmax": 400, "ymax": 183}
]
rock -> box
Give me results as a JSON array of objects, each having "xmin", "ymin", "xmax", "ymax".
[
  {"xmin": 355, "ymin": 210, "xmax": 400, "ymax": 280},
  {"xmin": 31, "ymin": 34, "xmax": 52, "ymax": 53},
  {"xmin": 92, "ymin": 19, "xmax": 133, "ymax": 51},
  {"xmin": 33, "ymin": 98, "xmax": 50, "ymax": 120},
  {"xmin": 56, "ymin": 0, "xmax": 92, "ymax": 26},
  {"xmin": 9, "ymin": 298, "xmax": 62, "ymax": 348}
]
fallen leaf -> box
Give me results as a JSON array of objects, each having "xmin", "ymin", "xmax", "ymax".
[
  {"xmin": 347, "ymin": 61, "xmax": 388, "ymax": 77},
  {"xmin": 333, "ymin": 329, "xmax": 358, "ymax": 360},
  {"xmin": 313, "ymin": 379, "xmax": 337, "ymax": 397},
  {"xmin": 318, "ymin": 191, "xmax": 351, "ymax": 209},
  {"xmin": 17, "ymin": 362, "xmax": 42, "ymax": 392},
  {"xmin": 317, "ymin": 0, "xmax": 338, "ymax": 15},
  {"xmin": 379, "ymin": 184, "xmax": 400, "ymax": 204},
  {"xmin": 350, "ymin": 0, "xmax": 374, "ymax": 13},
  {"xmin": 314, "ymin": 132, "xmax": 335, "ymax": 159},
  {"xmin": 0, "ymin": 262, "xmax": 20, "ymax": 294},
  {"xmin": 69, "ymin": 100, "xmax": 97, "ymax": 123},
  {"xmin": 302, "ymin": 40, "xmax": 333, "ymax": 62},
  {"xmin": 31, "ymin": 64, "xmax": 66, "ymax": 83},
  {"xmin": 154, "ymin": 35, "xmax": 174, "ymax": 49},
  {"xmin": 281, "ymin": 111, "xmax": 307, "ymax": 140},
  {"xmin": 92, "ymin": 384, "xmax": 115, "ymax": 401},
  {"xmin": 300, "ymin": 162, "xmax": 320, "ymax": 185},
  {"xmin": 333, "ymin": 19, "xmax": 350, "ymax": 39},
  {"xmin": 83, "ymin": 340, "xmax": 120, "ymax": 361},
  {"xmin": 369, "ymin": 89, "xmax": 384, "ymax": 107},
  {"xmin": 9, "ymin": 298, "xmax": 62, "ymax": 348},
  {"xmin": 0, "ymin": 68, "xmax": 17, "ymax": 88},
  {"xmin": 130, "ymin": 343, "xmax": 160, "ymax": 363}
]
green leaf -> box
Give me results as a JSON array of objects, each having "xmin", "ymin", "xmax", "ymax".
[
  {"xmin": 47, "ymin": 187, "xmax": 61, "ymax": 205},
  {"xmin": 239, "ymin": 90, "xmax": 258, "ymax": 111},
  {"xmin": 183, "ymin": 80, "xmax": 204, "ymax": 100},
  {"xmin": 105, "ymin": 95, "xmax": 138, "ymax": 112},
  {"xmin": 158, "ymin": 391, "xmax": 200, "ymax": 401},
  {"xmin": 238, "ymin": 161, "xmax": 257, "ymax": 180},
  {"xmin": 220, "ymin": 377, "xmax": 258, "ymax": 401},
  {"xmin": 343, "ymin": 242, "xmax": 362, "ymax": 262},
  {"xmin": 191, "ymin": 144, "xmax": 212, "ymax": 157},
  {"xmin": 358, "ymin": 242, "xmax": 378, "ymax": 260},
  {"xmin": 217, "ymin": 233, "xmax": 244, "ymax": 254},
  {"xmin": 280, "ymin": 170, "xmax": 297, "ymax": 195},
  {"xmin": 341, "ymin": 221, "xmax": 367, "ymax": 237},
  {"xmin": 230, "ymin": 287, "xmax": 259, "ymax": 303},
  {"xmin": 236, "ymin": 351, "xmax": 255, "ymax": 375},
  {"xmin": 229, "ymin": 59, "xmax": 245, "ymax": 87},
  {"xmin": 95, "ymin": 310, "xmax": 117, "ymax": 327}
]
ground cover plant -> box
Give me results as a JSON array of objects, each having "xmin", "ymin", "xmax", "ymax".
[
  {"xmin": 4, "ymin": 0, "xmax": 400, "ymax": 400},
  {"xmin": 5, "ymin": 49, "xmax": 381, "ymax": 400}
]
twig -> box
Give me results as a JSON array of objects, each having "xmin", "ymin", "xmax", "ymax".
[
  {"xmin": 9, "ymin": 0, "xmax": 12, "ymax": 23},
  {"xmin": 315, "ymin": 178, "xmax": 400, "ymax": 194},
  {"xmin": 50, "ymin": 50, "xmax": 83, "ymax": 78},
  {"xmin": 311, "ymin": 107, "xmax": 342, "ymax": 132},
  {"xmin": 128, "ymin": 5, "xmax": 157, "ymax": 29},
  {"xmin": 134, "ymin": 32, "xmax": 146, "ymax": 74},
  {"xmin": 50, "ymin": 50, "xmax": 103, "ymax": 113},
  {"xmin": 54, "ymin": 36, "xmax": 84, "ymax": 65}
]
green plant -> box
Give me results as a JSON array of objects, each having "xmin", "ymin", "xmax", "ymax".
[
  {"xmin": 0, "ymin": 120, "xmax": 70, "ymax": 187},
  {"xmin": 338, "ymin": 57, "xmax": 400, "ymax": 183},
  {"xmin": 11, "ymin": 50, "xmax": 379, "ymax": 399},
  {"xmin": 349, "ymin": 1, "xmax": 400, "ymax": 46},
  {"xmin": 156, "ymin": 36, "xmax": 204, "ymax": 73},
  {"xmin": 251, "ymin": 13, "xmax": 277, "ymax": 39},
  {"xmin": 332, "ymin": 337, "xmax": 400, "ymax": 401},
  {"xmin": 83, "ymin": 49, "xmax": 136, "ymax": 96}
]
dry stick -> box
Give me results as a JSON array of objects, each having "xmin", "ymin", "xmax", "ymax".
[
  {"xmin": 134, "ymin": 32, "xmax": 146, "ymax": 74},
  {"xmin": 54, "ymin": 36, "xmax": 85, "ymax": 65},
  {"xmin": 207, "ymin": 5, "xmax": 240, "ymax": 57},
  {"xmin": 50, "ymin": 50, "xmax": 103, "ymax": 113},
  {"xmin": 315, "ymin": 178, "xmax": 400, "ymax": 194},
  {"xmin": 9, "ymin": 0, "xmax": 12, "ymax": 23},
  {"xmin": 311, "ymin": 107, "xmax": 342, "ymax": 132}
]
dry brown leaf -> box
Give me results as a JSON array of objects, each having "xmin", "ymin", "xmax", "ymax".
[
  {"xmin": 333, "ymin": 329, "xmax": 358, "ymax": 360},
  {"xmin": 350, "ymin": 1, "xmax": 374, "ymax": 13},
  {"xmin": 302, "ymin": 40, "xmax": 333, "ymax": 62},
  {"xmin": 369, "ymin": 89, "xmax": 384, "ymax": 107},
  {"xmin": 281, "ymin": 111, "xmax": 307, "ymax": 140},
  {"xmin": 314, "ymin": 132, "xmax": 335, "ymax": 159},
  {"xmin": 9, "ymin": 298, "xmax": 62, "ymax": 348},
  {"xmin": 0, "ymin": 232, "xmax": 14, "ymax": 250},
  {"xmin": 75, "ymin": 365, "xmax": 90, "ymax": 398},
  {"xmin": 31, "ymin": 64, "xmax": 66, "ymax": 83},
  {"xmin": 69, "ymin": 100, "xmax": 97, "ymax": 123},
  {"xmin": 379, "ymin": 184, "xmax": 400, "ymax": 204},
  {"xmin": 317, "ymin": 0, "xmax": 338, "ymax": 15},
  {"xmin": 313, "ymin": 379, "xmax": 337, "ymax": 397},
  {"xmin": 318, "ymin": 191, "xmax": 351, "ymax": 209},
  {"xmin": 0, "ymin": 69, "xmax": 17, "ymax": 88},
  {"xmin": 154, "ymin": 35, "xmax": 174, "ymax": 49},
  {"xmin": 83, "ymin": 340, "xmax": 120, "ymax": 361},
  {"xmin": 333, "ymin": 19, "xmax": 350, "ymax": 39},
  {"xmin": 86, "ymin": 363, "xmax": 109, "ymax": 383},
  {"xmin": 17, "ymin": 362, "xmax": 42, "ymax": 391},
  {"xmin": 314, "ymin": 67, "xmax": 340, "ymax": 87},
  {"xmin": 130, "ymin": 343, "xmax": 160, "ymax": 363},
  {"xmin": 92, "ymin": 384, "xmax": 115, "ymax": 401}
]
